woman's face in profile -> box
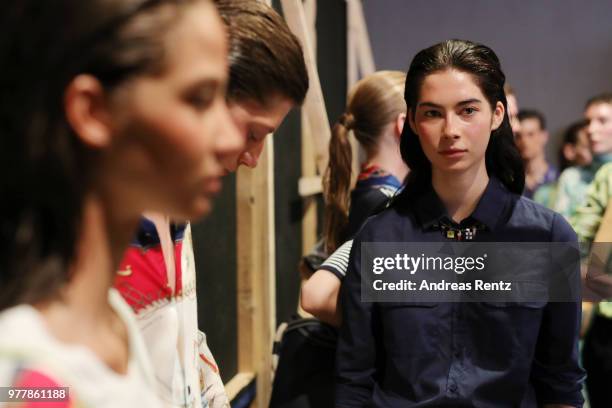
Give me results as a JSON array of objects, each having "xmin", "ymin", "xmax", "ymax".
[
  {"xmin": 107, "ymin": 2, "xmax": 243, "ymax": 220},
  {"xmin": 409, "ymin": 69, "xmax": 504, "ymax": 176}
]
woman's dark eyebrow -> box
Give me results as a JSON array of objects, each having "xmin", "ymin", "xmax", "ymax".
[
  {"xmin": 186, "ymin": 78, "xmax": 221, "ymax": 93},
  {"xmin": 456, "ymin": 98, "xmax": 482, "ymax": 106},
  {"xmin": 418, "ymin": 99, "xmax": 483, "ymax": 109}
]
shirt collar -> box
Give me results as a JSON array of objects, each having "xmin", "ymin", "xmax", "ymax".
[
  {"xmin": 413, "ymin": 176, "xmax": 513, "ymax": 232},
  {"xmin": 355, "ymin": 164, "xmax": 403, "ymax": 191}
]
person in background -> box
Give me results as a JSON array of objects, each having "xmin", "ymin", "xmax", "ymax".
[
  {"xmin": 0, "ymin": 0, "xmax": 240, "ymax": 407},
  {"xmin": 113, "ymin": 0, "xmax": 308, "ymax": 406},
  {"xmin": 570, "ymin": 95, "xmax": 612, "ymax": 408},
  {"xmin": 534, "ymin": 120, "xmax": 592, "ymax": 207},
  {"xmin": 504, "ymin": 84, "xmax": 521, "ymax": 135},
  {"xmin": 560, "ymin": 120, "xmax": 593, "ymax": 171},
  {"xmin": 515, "ymin": 109, "xmax": 558, "ymax": 199},
  {"xmin": 300, "ymin": 71, "xmax": 408, "ymax": 327},
  {"xmin": 270, "ymin": 71, "xmax": 407, "ymax": 408},
  {"xmin": 555, "ymin": 93, "xmax": 612, "ymax": 219}
]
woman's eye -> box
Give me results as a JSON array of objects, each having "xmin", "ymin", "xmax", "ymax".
[
  {"xmin": 186, "ymin": 86, "xmax": 216, "ymax": 110},
  {"xmin": 424, "ymin": 110, "xmax": 441, "ymax": 118},
  {"xmin": 462, "ymin": 107, "xmax": 477, "ymax": 115},
  {"xmin": 187, "ymin": 95, "xmax": 213, "ymax": 110}
]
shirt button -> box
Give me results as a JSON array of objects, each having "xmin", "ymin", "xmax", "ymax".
[{"xmin": 449, "ymin": 384, "xmax": 458, "ymax": 393}]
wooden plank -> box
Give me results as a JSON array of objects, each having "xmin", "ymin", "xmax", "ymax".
[
  {"xmin": 299, "ymin": 0, "xmax": 319, "ymax": 255},
  {"xmin": 353, "ymin": 0, "xmax": 375, "ymax": 77},
  {"xmin": 226, "ymin": 372, "xmax": 256, "ymax": 402},
  {"xmin": 298, "ymin": 175, "xmax": 323, "ymax": 198},
  {"xmin": 301, "ymin": 119, "xmax": 319, "ymax": 254},
  {"xmin": 346, "ymin": 0, "xmax": 375, "ymax": 84},
  {"xmin": 303, "ymin": 0, "xmax": 317, "ymax": 56},
  {"xmin": 346, "ymin": 0, "xmax": 359, "ymax": 88},
  {"xmin": 281, "ymin": 0, "xmax": 330, "ymax": 175},
  {"xmin": 346, "ymin": 0, "xmax": 376, "ymax": 187},
  {"xmin": 236, "ymin": 136, "xmax": 276, "ymax": 408}
]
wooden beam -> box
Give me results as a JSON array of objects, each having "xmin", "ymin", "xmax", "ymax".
[
  {"xmin": 346, "ymin": 0, "xmax": 377, "ymax": 189},
  {"xmin": 298, "ymin": 175, "xmax": 323, "ymax": 198},
  {"xmin": 346, "ymin": 0, "xmax": 359, "ymax": 88},
  {"xmin": 303, "ymin": 0, "xmax": 317, "ymax": 56},
  {"xmin": 226, "ymin": 372, "xmax": 256, "ymax": 402},
  {"xmin": 301, "ymin": 122, "xmax": 319, "ymax": 256},
  {"xmin": 353, "ymin": 0, "xmax": 375, "ymax": 77},
  {"xmin": 299, "ymin": 0, "xmax": 319, "ymax": 254},
  {"xmin": 347, "ymin": 0, "xmax": 375, "ymax": 83},
  {"xmin": 281, "ymin": 0, "xmax": 330, "ymax": 176},
  {"xmin": 236, "ymin": 136, "xmax": 276, "ymax": 408}
]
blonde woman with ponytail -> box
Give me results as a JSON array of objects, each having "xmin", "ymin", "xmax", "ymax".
[{"xmin": 301, "ymin": 71, "xmax": 408, "ymax": 327}]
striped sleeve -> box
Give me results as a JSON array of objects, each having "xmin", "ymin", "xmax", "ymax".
[{"xmin": 319, "ymin": 240, "xmax": 354, "ymax": 279}]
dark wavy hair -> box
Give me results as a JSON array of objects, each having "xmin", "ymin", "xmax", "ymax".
[
  {"xmin": 397, "ymin": 39, "xmax": 524, "ymax": 201},
  {"xmin": 0, "ymin": 0, "xmax": 202, "ymax": 310}
]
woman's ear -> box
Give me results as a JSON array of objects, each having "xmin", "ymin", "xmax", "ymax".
[
  {"xmin": 64, "ymin": 74, "xmax": 113, "ymax": 148},
  {"xmin": 395, "ymin": 112, "xmax": 407, "ymax": 138},
  {"xmin": 491, "ymin": 101, "xmax": 505, "ymax": 131}
]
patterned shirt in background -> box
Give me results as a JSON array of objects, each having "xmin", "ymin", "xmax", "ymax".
[
  {"xmin": 572, "ymin": 162, "xmax": 612, "ymax": 317},
  {"xmin": 533, "ymin": 182, "xmax": 558, "ymax": 209},
  {"xmin": 114, "ymin": 217, "xmax": 228, "ymax": 408},
  {"xmin": 523, "ymin": 164, "xmax": 558, "ymax": 200},
  {"xmin": 555, "ymin": 154, "xmax": 612, "ymax": 220}
]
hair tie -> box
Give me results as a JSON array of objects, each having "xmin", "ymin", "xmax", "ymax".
[{"xmin": 339, "ymin": 112, "xmax": 355, "ymax": 130}]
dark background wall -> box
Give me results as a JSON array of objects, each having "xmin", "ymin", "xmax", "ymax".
[
  {"xmin": 193, "ymin": 174, "xmax": 238, "ymax": 383},
  {"xmin": 362, "ymin": 0, "xmax": 612, "ymax": 164}
]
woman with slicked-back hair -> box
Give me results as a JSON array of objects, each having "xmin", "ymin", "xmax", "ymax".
[
  {"xmin": 336, "ymin": 40, "xmax": 584, "ymax": 408},
  {"xmin": 0, "ymin": 0, "xmax": 241, "ymax": 406}
]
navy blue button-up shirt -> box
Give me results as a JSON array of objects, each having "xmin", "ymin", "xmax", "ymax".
[{"xmin": 336, "ymin": 177, "xmax": 585, "ymax": 407}]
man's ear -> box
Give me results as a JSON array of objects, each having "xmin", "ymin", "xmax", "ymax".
[
  {"xmin": 64, "ymin": 74, "xmax": 113, "ymax": 148},
  {"xmin": 395, "ymin": 112, "xmax": 407, "ymax": 138},
  {"xmin": 491, "ymin": 101, "xmax": 505, "ymax": 131},
  {"xmin": 408, "ymin": 109, "xmax": 418, "ymax": 135}
]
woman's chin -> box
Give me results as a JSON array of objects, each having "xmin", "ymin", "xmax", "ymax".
[
  {"xmin": 434, "ymin": 161, "xmax": 469, "ymax": 173},
  {"xmin": 170, "ymin": 199, "xmax": 213, "ymax": 223},
  {"xmin": 189, "ymin": 199, "xmax": 213, "ymax": 221}
]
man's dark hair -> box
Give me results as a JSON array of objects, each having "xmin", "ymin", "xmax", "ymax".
[
  {"xmin": 586, "ymin": 93, "xmax": 612, "ymax": 109},
  {"xmin": 214, "ymin": 0, "xmax": 309, "ymax": 106},
  {"xmin": 518, "ymin": 109, "xmax": 547, "ymax": 131}
]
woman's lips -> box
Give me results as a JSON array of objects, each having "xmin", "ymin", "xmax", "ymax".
[{"xmin": 439, "ymin": 148, "xmax": 467, "ymax": 158}]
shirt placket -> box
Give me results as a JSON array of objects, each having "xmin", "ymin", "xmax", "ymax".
[{"xmin": 446, "ymin": 302, "xmax": 465, "ymax": 399}]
